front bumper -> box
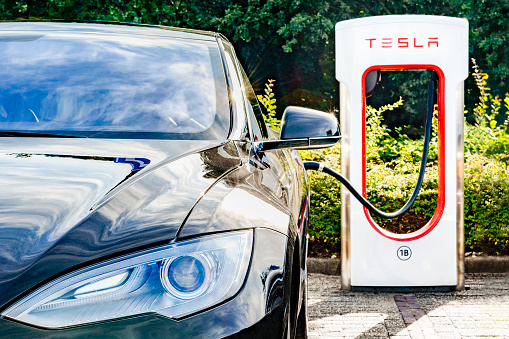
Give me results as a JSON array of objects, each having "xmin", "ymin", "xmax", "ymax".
[{"xmin": 0, "ymin": 228, "xmax": 288, "ymax": 338}]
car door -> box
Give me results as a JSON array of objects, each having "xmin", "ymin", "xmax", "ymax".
[{"xmin": 236, "ymin": 61, "xmax": 309, "ymax": 267}]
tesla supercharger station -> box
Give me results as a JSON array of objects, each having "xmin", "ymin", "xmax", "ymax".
[{"xmin": 336, "ymin": 15, "xmax": 468, "ymax": 290}]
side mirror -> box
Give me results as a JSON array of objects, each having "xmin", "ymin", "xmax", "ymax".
[
  {"xmin": 365, "ymin": 69, "xmax": 381, "ymax": 97},
  {"xmin": 255, "ymin": 106, "xmax": 340, "ymax": 152}
]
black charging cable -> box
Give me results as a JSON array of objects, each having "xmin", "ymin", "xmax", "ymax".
[{"xmin": 304, "ymin": 71, "xmax": 437, "ymax": 219}]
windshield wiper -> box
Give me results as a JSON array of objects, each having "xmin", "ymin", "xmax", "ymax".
[{"xmin": 0, "ymin": 131, "xmax": 86, "ymax": 138}]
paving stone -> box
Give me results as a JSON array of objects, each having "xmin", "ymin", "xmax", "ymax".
[
  {"xmin": 407, "ymin": 330, "xmax": 425, "ymax": 338},
  {"xmin": 433, "ymin": 332, "xmax": 461, "ymax": 339},
  {"xmin": 403, "ymin": 317, "xmax": 416, "ymax": 324},
  {"xmin": 421, "ymin": 327, "xmax": 438, "ymax": 335},
  {"xmin": 308, "ymin": 272, "xmax": 509, "ymax": 338},
  {"xmin": 387, "ymin": 327, "xmax": 406, "ymax": 336},
  {"xmin": 431, "ymin": 325, "xmax": 457, "ymax": 333},
  {"xmin": 428, "ymin": 318, "xmax": 454, "ymax": 325},
  {"xmin": 414, "ymin": 318, "xmax": 434, "ymax": 329}
]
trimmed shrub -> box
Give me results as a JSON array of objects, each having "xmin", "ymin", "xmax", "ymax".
[
  {"xmin": 301, "ymin": 84, "xmax": 509, "ymax": 255},
  {"xmin": 464, "ymin": 154, "xmax": 509, "ymax": 255}
]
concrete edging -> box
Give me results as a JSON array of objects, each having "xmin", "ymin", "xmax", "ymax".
[{"xmin": 307, "ymin": 256, "xmax": 509, "ymax": 275}]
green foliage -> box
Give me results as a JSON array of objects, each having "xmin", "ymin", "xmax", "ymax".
[
  {"xmin": 257, "ymin": 79, "xmax": 281, "ymax": 130},
  {"xmin": 302, "ymin": 68, "xmax": 509, "ymax": 255},
  {"xmin": 306, "ymin": 168, "xmax": 342, "ymax": 246},
  {"xmin": 280, "ymin": 89, "xmax": 334, "ymax": 112},
  {"xmin": 469, "ymin": 58, "xmax": 509, "ymax": 163},
  {"xmin": 300, "ymin": 144, "xmax": 342, "ymax": 247},
  {"xmin": 487, "ymin": 134, "xmax": 509, "ymax": 163},
  {"xmin": 303, "ymin": 130, "xmax": 509, "ymax": 255},
  {"xmin": 1, "ymin": 1, "xmax": 507, "ymax": 124},
  {"xmin": 366, "ymin": 70, "xmax": 432, "ymax": 136},
  {"xmin": 0, "ymin": 1, "xmax": 508, "ymax": 255},
  {"xmin": 464, "ymin": 122, "xmax": 492, "ymax": 155},
  {"xmin": 350, "ymin": 0, "xmax": 509, "ymax": 90},
  {"xmin": 470, "ymin": 58, "xmax": 509, "ymax": 129},
  {"xmin": 464, "ymin": 154, "xmax": 509, "ymax": 255}
]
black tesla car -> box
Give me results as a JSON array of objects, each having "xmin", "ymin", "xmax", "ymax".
[{"xmin": 0, "ymin": 22, "xmax": 339, "ymax": 338}]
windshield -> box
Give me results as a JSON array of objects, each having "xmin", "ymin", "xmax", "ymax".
[{"xmin": 0, "ymin": 28, "xmax": 230, "ymax": 139}]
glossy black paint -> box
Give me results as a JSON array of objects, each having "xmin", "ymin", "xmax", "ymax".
[
  {"xmin": 0, "ymin": 139, "xmax": 240, "ymax": 309},
  {"xmin": 0, "ymin": 229, "xmax": 287, "ymax": 338},
  {"xmin": 0, "ymin": 22, "xmax": 312, "ymax": 338},
  {"xmin": 253, "ymin": 107, "xmax": 340, "ymax": 152},
  {"xmin": 365, "ymin": 69, "xmax": 381, "ymax": 97},
  {"xmin": 280, "ymin": 106, "xmax": 340, "ymax": 139}
]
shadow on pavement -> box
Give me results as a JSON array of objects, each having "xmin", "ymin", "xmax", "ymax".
[{"xmin": 307, "ymin": 273, "xmax": 509, "ymax": 338}]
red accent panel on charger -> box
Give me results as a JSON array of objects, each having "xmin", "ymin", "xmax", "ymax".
[{"xmin": 361, "ymin": 64, "xmax": 445, "ymax": 242}]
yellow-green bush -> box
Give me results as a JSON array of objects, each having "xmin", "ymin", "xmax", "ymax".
[
  {"xmin": 301, "ymin": 83, "xmax": 509, "ymax": 255},
  {"xmin": 301, "ymin": 124, "xmax": 509, "ymax": 256},
  {"xmin": 464, "ymin": 154, "xmax": 509, "ymax": 254}
]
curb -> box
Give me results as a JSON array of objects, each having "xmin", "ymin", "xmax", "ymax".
[
  {"xmin": 307, "ymin": 256, "xmax": 509, "ymax": 275},
  {"xmin": 307, "ymin": 257, "xmax": 341, "ymax": 275},
  {"xmin": 464, "ymin": 256, "xmax": 509, "ymax": 274}
]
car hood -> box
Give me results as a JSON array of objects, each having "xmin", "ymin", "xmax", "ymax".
[{"xmin": 0, "ymin": 138, "xmax": 241, "ymax": 310}]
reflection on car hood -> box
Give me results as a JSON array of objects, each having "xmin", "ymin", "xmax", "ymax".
[{"xmin": 0, "ymin": 138, "xmax": 240, "ymax": 309}]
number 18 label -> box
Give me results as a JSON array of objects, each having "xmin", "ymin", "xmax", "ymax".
[{"xmin": 397, "ymin": 246, "xmax": 412, "ymax": 261}]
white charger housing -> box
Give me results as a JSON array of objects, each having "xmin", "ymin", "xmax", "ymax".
[{"xmin": 336, "ymin": 15, "xmax": 468, "ymax": 289}]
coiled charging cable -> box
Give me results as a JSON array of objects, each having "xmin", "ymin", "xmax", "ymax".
[{"xmin": 304, "ymin": 73, "xmax": 437, "ymax": 219}]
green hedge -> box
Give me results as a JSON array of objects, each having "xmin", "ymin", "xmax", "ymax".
[
  {"xmin": 301, "ymin": 107, "xmax": 509, "ymax": 256},
  {"xmin": 464, "ymin": 153, "xmax": 509, "ymax": 254}
]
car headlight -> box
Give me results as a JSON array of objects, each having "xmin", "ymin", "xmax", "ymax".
[{"xmin": 2, "ymin": 231, "xmax": 252, "ymax": 329}]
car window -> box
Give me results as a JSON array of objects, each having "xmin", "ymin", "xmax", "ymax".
[
  {"xmin": 239, "ymin": 67, "xmax": 269, "ymax": 141},
  {"xmin": 220, "ymin": 42, "xmax": 250, "ymax": 141},
  {"xmin": 0, "ymin": 31, "xmax": 230, "ymax": 139}
]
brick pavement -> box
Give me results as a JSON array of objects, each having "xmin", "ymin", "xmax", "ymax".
[{"xmin": 307, "ymin": 273, "xmax": 509, "ymax": 338}]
